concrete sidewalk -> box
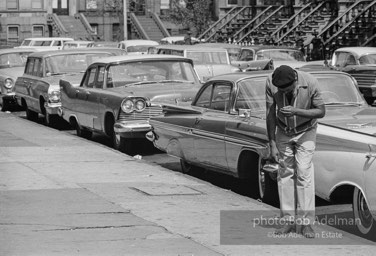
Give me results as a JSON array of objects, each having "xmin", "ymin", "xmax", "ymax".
[{"xmin": 0, "ymin": 111, "xmax": 374, "ymax": 256}]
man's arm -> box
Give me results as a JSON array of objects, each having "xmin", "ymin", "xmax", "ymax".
[{"xmin": 266, "ymin": 101, "xmax": 279, "ymax": 163}]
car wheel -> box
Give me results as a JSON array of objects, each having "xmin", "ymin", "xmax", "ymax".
[
  {"xmin": 0, "ymin": 99, "xmax": 9, "ymax": 112},
  {"xmin": 180, "ymin": 159, "xmax": 195, "ymax": 174},
  {"xmin": 353, "ymin": 187, "xmax": 376, "ymax": 237},
  {"xmin": 75, "ymin": 121, "xmax": 92, "ymax": 139},
  {"xmin": 25, "ymin": 104, "xmax": 38, "ymax": 121},
  {"xmin": 45, "ymin": 113, "xmax": 59, "ymax": 127},
  {"xmin": 113, "ymin": 132, "xmax": 134, "ymax": 155},
  {"xmin": 258, "ymin": 169, "xmax": 279, "ymax": 206}
]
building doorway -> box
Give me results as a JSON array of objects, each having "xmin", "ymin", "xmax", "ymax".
[{"xmin": 52, "ymin": 0, "xmax": 69, "ymax": 15}]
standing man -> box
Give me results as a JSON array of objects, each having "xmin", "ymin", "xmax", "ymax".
[
  {"xmin": 265, "ymin": 65, "xmax": 326, "ymax": 238},
  {"xmin": 184, "ymin": 31, "xmax": 192, "ymax": 45}
]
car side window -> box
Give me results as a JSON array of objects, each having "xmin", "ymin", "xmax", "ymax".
[
  {"xmin": 25, "ymin": 58, "xmax": 35, "ymax": 75},
  {"xmin": 53, "ymin": 41, "xmax": 62, "ymax": 46},
  {"xmin": 334, "ymin": 52, "xmax": 348, "ymax": 67},
  {"xmin": 194, "ymin": 82, "xmax": 232, "ymax": 112},
  {"xmin": 84, "ymin": 67, "xmax": 97, "ymax": 88},
  {"xmin": 95, "ymin": 66, "xmax": 105, "ymax": 89},
  {"xmin": 345, "ymin": 55, "xmax": 356, "ymax": 66},
  {"xmin": 239, "ymin": 49, "xmax": 253, "ymax": 61},
  {"xmin": 33, "ymin": 58, "xmax": 42, "ymax": 77}
]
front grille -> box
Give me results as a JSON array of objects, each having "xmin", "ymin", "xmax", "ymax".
[
  {"xmin": 350, "ymin": 73, "xmax": 376, "ymax": 87},
  {"xmin": 118, "ymin": 105, "xmax": 163, "ymax": 121}
]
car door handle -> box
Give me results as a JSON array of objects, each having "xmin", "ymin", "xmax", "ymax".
[
  {"xmin": 85, "ymin": 91, "xmax": 90, "ymax": 100},
  {"xmin": 194, "ymin": 117, "xmax": 202, "ymax": 125}
]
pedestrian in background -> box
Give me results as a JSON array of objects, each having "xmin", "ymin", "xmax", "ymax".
[
  {"xmin": 184, "ymin": 31, "xmax": 192, "ymax": 45},
  {"xmin": 265, "ymin": 65, "xmax": 326, "ymax": 238}
]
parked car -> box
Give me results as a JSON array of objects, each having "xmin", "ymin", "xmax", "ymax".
[
  {"xmin": 327, "ymin": 47, "xmax": 376, "ymax": 105},
  {"xmin": 0, "ymin": 48, "xmax": 38, "ymax": 111},
  {"xmin": 232, "ymin": 45, "xmax": 307, "ymax": 70},
  {"xmin": 195, "ymin": 42, "xmax": 242, "ymax": 62},
  {"xmin": 155, "ymin": 44, "xmax": 241, "ymax": 81},
  {"xmin": 117, "ymin": 39, "xmax": 159, "ymax": 55},
  {"xmin": 147, "ymin": 69, "xmax": 376, "ymax": 237},
  {"xmin": 87, "ymin": 41, "xmax": 119, "ymax": 48},
  {"xmin": 15, "ymin": 37, "xmax": 74, "ymax": 51},
  {"xmin": 59, "ymin": 54, "xmax": 202, "ymax": 154},
  {"xmin": 14, "ymin": 49, "xmax": 119, "ymax": 126},
  {"xmin": 159, "ymin": 36, "xmax": 200, "ymax": 45},
  {"xmin": 62, "ymin": 40, "xmax": 93, "ymax": 50}
]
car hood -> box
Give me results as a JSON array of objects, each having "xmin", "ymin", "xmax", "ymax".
[
  {"xmin": 107, "ymin": 82, "xmax": 200, "ymax": 103},
  {"xmin": 320, "ymin": 106, "xmax": 376, "ymax": 135},
  {"xmin": 0, "ymin": 66, "xmax": 25, "ymax": 79},
  {"xmin": 273, "ymin": 60, "xmax": 307, "ymax": 69}
]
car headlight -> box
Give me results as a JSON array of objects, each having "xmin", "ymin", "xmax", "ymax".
[
  {"xmin": 121, "ymin": 98, "xmax": 147, "ymax": 113},
  {"xmin": 121, "ymin": 99, "xmax": 134, "ymax": 113},
  {"xmin": 4, "ymin": 78, "xmax": 14, "ymax": 89},
  {"xmin": 134, "ymin": 99, "xmax": 146, "ymax": 112},
  {"xmin": 48, "ymin": 90, "xmax": 61, "ymax": 103}
]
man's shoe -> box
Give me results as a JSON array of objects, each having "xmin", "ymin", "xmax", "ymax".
[
  {"xmin": 301, "ymin": 225, "xmax": 315, "ymax": 238},
  {"xmin": 274, "ymin": 224, "xmax": 295, "ymax": 234}
]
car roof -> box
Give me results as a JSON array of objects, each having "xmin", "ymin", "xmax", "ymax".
[
  {"xmin": 64, "ymin": 40, "xmax": 93, "ymax": 44},
  {"xmin": 195, "ymin": 43, "xmax": 241, "ymax": 49},
  {"xmin": 27, "ymin": 49, "xmax": 122, "ymax": 58},
  {"xmin": 90, "ymin": 54, "xmax": 194, "ymax": 64},
  {"xmin": 240, "ymin": 45, "xmax": 301, "ymax": 51},
  {"xmin": 0, "ymin": 48, "xmax": 39, "ymax": 54},
  {"xmin": 119, "ymin": 39, "xmax": 159, "ymax": 45},
  {"xmin": 155, "ymin": 44, "xmax": 228, "ymax": 52},
  {"xmin": 334, "ymin": 47, "xmax": 376, "ymax": 55},
  {"xmin": 209, "ymin": 68, "xmax": 350, "ymax": 83},
  {"xmin": 23, "ymin": 37, "xmax": 74, "ymax": 40}
]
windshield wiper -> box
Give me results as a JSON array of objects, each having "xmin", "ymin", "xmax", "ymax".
[
  {"xmin": 159, "ymin": 80, "xmax": 194, "ymax": 84},
  {"xmin": 127, "ymin": 81, "xmax": 159, "ymax": 86},
  {"xmin": 50, "ymin": 72, "xmax": 67, "ymax": 76}
]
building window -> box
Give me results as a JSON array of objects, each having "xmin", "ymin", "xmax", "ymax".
[
  {"xmin": 7, "ymin": 26, "xmax": 19, "ymax": 42},
  {"xmin": 32, "ymin": 0, "xmax": 43, "ymax": 9},
  {"xmin": 7, "ymin": 0, "xmax": 18, "ymax": 10},
  {"xmin": 33, "ymin": 26, "xmax": 44, "ymax": 37},
  {"xmin": 90, "ymin": 24, "xmax": 98, "ymax": 35},
  {"xmin": 227, "ymin": 0, "xmax": 238, "ymax": 5}
]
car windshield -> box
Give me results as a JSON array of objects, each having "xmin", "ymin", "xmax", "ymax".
[
  {"xmin": 186, "ymin": 51, "xmax": 229, "ymax": 65},
  {"xmin": 106, "ymin": 60, "xmax": 199, "ymax": 87},
  {"xmin": 234, "ymin": 73, "xmax": 364, "ymax": 112},
  {"xmin": 256, "ymin": 49, "xmax": 305, "ymax": 61},
  {"xmin": 45, "ymin": 53, "xmax": 111, "ymax": 74},
  {"xmin": 0, "ymin": 52, "xmax": 31, "ymax": 68},
  {"xmin": 359, "ymin": 54, "xmax": 376, "ymax": 65},
  {"xmin": 31, "ymin": 40, "xmax": 53, "ymax": 46},
  {"xmin": 127, "ymin": 45, "xmax": 152, "ymax": 53},
  {"xmin": 21, "ymin": 40, "xmax": 32, "ymax": 46}
]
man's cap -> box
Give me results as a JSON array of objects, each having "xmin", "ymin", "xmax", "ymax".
[{"xmin": 272, "ymin": 65, "xmax": 296, "ymax": 88}]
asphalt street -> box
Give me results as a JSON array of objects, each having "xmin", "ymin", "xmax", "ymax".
[{"xmin": 1, "ymin": 110, "xmax": 375, "ymax": 255}]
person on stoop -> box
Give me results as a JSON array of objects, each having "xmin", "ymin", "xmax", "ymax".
[{"xmin": 265, "ymin": 65, "xmax": 326, "ymax": 238}]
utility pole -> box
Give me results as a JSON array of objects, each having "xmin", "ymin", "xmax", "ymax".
[{"xmin": 123, "ymin": 0, "xmax": 127, "ymax": 40}]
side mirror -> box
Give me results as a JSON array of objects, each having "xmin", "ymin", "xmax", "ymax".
[{"xmin": 238, "ymin": 108, "xmax": 251, "ymax": 118}]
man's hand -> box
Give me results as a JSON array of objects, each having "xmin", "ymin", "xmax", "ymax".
[
  {"xmin": 279, "ymin": 105, "xmax": 297, "ymax": 117},
  {"xmin": 270, "ymin": 142, "xmax": 280, "ymax": 163}
]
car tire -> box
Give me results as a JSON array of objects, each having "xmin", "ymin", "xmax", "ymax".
[
  {"xmin": 45, "ymin": 113, "xmax": 59, "ymax": 127},
  {"xmin": 75, "ymin": 121, "xmax": 92, "ymax": 139},
  {"xmin": 25, "ymin": 104, "xmax": 38, "ymax": 121},
  {"xmin": 353, "ymin": 187, "xmax": 376, "ymax": 238},
  {"xmin": 113, "ymin": 132, "xmax": 134, "ymax": 155},
  {"xmin": 180, "ymin": 159, "xmax": 195, "ymax": 174},
  {"xmin": 259, "ymin": 171, "xmax": 279, "ymax": 207},
  {"xmin": 0, "ymin": 99, "xmax": 9, "ymax": 112}
]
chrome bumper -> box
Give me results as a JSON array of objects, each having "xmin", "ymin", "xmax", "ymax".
[
  {"xmin": 44, "ymin": 102, "xmax": 61, "ymax": 115},
  {"xmin": 114, "ymin": 120, "xmax": 152, "ymax": 138}
]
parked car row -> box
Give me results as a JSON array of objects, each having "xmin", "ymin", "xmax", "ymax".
[{"xmin": 1, "ymin": 40, "xmax": 376, "ymax": 239}]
